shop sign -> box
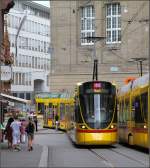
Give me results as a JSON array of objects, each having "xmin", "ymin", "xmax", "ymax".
[
  {"xmin": 0, "ymin": 66, "xmax": 12, "ymax": 81},
  {"xmin": 8, "ymin": 101, "xmax": 14, "ymax": 106}
]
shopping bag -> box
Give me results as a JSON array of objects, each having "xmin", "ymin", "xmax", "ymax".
[{"xmin": 21, "ymin": 134, "xmax": 26, "ymax": 143}]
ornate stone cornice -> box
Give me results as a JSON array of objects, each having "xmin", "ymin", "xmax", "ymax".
[{"xmin": 1, "ymin": 16, "xmax": 14, "ymax": 65}]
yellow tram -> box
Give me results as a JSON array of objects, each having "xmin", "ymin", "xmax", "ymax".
[
  {"xmin": 35, "ymin": 92, "xmax": 74, "ymax": 130},
  {"xmin": 67, "ymin": 81, "xmax": 118, "ymax": 145},
  {"xmin": 118, "ymin": 73, "xmax": 149, "ymax": 148},
  {"xmin": 60, "ymin": 98, "xmax": 74, "ymax": 130}
]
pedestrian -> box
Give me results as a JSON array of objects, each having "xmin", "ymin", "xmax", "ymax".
[
  {"xmin": 26, "ymin": 117, "xmax": 35, "ymax": 151},
  {"xmin": 20, "ymin": 119, "xmax": 26, "ymax": 143},
  {"xmin": 55, "ymin": 113, "xmax": 59, "ymax": 131},
  {"xmin": 33, "ymin": 116, "xmax": 38, "ymax": 132},
  {"xmin": 4, "ymin": 117, "xmax": 14, "ymax": 149},
  {"xmin": 10, "ymin": 115, "xmax": 21, "ymax": 151}
]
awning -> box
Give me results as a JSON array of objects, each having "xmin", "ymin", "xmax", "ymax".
[{"xmin": 0, "ymin": 93, "xmax": 31, "ymax": 104}]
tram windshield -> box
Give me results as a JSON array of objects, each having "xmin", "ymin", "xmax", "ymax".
[
  {"xmin": 80, "ymin": 91, "xmax": 115, "ymax": 129},
  {"xmin": 80, "ymin": 94, "xmax": 114, "ymax": 129}
]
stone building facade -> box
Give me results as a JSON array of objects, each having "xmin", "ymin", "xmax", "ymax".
[
  {"xmin": 50, "ymin": 1, "xmax": 149, "ymax": 92},
  {"xmin": 0, "ymin": 1, "xmax": 14, "ymax": 94}
]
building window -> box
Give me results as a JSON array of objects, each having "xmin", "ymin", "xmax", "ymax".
[
  {"xmin": 19, "ymin": 93, "xmax": 24, "ymax": 99},
  {"xmin": 106, "ymin": 3, "xmax": 121, "ymax": 44},
  {"xmin": 13, "ymin": 93, "xmax": 17, "ymax": 97},
  {"xmin": 47, "ymin": 75, "xmax": 49, "ymax": 86},
  {"xmin": 81, "ymin": 6, "xmax": 95, "ymax": 45},
  {"xmin": 26, "ymin": 93, "xmax": 31, "ymax": 100}
]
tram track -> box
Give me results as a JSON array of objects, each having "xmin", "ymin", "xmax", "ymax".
[
  {"xmin": 88, "ymin": 149, "xmax": 114, "ymax": 167},
  {"xmin": 109, "ymin": 148, "xmax": 147, "ymax": 167},
  {"xmin": 89, "ymin": 147, "xmax": 147, "ymax": 168}
]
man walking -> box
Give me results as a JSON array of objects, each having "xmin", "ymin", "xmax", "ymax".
[{"xmin": 55, "ymin": 113, "xmax": 59, "ymax": 131}]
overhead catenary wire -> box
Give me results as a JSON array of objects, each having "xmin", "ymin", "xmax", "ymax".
[
  {"xmin": 50, "ymin": 1, "xmax": 148, "ymax": 79},
  {"xmin": 121, "ymin": 1, "xmax": 147, "ymax": 40}
]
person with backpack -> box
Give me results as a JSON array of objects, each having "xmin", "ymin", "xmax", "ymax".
[{"xmin": 26, "ymin": 117, "xmax": 35, "ymax": 151}]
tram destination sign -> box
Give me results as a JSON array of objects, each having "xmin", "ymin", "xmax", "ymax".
[
  {"xmin": 85, "ymin": 88, "xmax": 109, "ymax": 94},
  {"xmin": 82, "ymin": 82, "xmax": 111, "ymax": 94}
]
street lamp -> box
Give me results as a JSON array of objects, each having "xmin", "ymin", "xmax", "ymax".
[
  {"xmin": 15, "ymin": 10, "xmax": 28, "ymax": 58},
  {"xmin": 129, "ymin": 57, "xmax": 148, "ymax": 76},
  {"xmin": 82, "ymin": 36, "xmax": 105, "ymax": 81}
]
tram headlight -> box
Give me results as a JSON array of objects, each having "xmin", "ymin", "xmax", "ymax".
[
  {"xmin": 79, "ymin": 124, "xmax": 87, "ymax": 129},
  {"xmin": 110, "ymin": 125, "xmax": 114, "ymax": 129},
  {"xmin": 144, "ymin": 125, "xmax": 147, "ymax": 129},
  {"xmin": 81, "ymin": 125, "xmax": 86, "ymax": 129}
]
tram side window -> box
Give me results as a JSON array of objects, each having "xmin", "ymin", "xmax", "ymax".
[
  {"xmin": 113, "ymin": 99, "xmax": 117, "ymax": 123},
  {"xmin": 66, "ymin": 105, "xmax": 70, "ymax": 120},
  {"xmin": 119, "ymin": 101, "xmax": 123, "ymax": 124},
  {"xmin": 38, "ymin": 103, "xmax": 44, "ymax": 114},
  {"xmin": 60, "ymin": 103, "xmax": 65, "ymax": 120},
  {"xmin": 141, "ymin": 92, "xmax": 148, "ymax": 122},
  {"xmin": 75, "ymin": 96, "xmax": 82, "ymax": 123},
  {"xmin": 118, "ymin": 102, "xmax": 121, "ymax": 122},
  {"xmin": 131, "ymin": 100, "xmax": 135, "ymax": 121},
  {"xmin": 122, "ymin": 102, "xmax": 126, "ymax": 123},
  {"xmin": 134, "ymin": 97, "xmax": 144, "ymax": 123},
  {"xmin": 48, "ymin": 103, "xmax": 53, "ymax": 118},
  {"xmin": 109, "ymin": 95, "xmax": 117, "ymax": 123},
  {"xmin": 125, "ymin": 100, "xmax": 130, "ymax": 121},
  {"xmin": 71, "ymin": 105, "xmax": 75, "ymax": 121}
]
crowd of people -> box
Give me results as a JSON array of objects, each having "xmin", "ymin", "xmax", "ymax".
[{"xmin": 4, "ymin": 115, "xmax": 38, "ymax": 152}]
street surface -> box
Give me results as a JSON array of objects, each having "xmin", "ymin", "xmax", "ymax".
[{"xmin": 0, "ymin": 128, "xmax": 149, "ymax": 167}]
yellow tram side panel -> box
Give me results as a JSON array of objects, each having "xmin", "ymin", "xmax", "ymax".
[
  {"xmin": 35, "ymin": 98, "xmax": 56, "ymax": 128},
  {"xmin": 50, "ymin": 98, "xmax": 61, "ymax": 129},
  {"xmin": 118, "ymin": 91, "xmax": 131, "ymax": 143},
  {"xmin": 131, "ymin": 86, "xmax": 149, "ymax": 148},
  {"xmin": 118, "ymin": 89, "xmax": 139, "ymax": 144},
  {"xmin": 47, "ymin": 118, "xmax": 53, "ymax": 128},
  {"xmin": 59, "ymin": 99, "xmax": 67, "ymax": 130},
  {"xmin": 59, "ymin": 99, "xmax": 74, "ymax": 131},
  {"xmin": 35, "ymin": 98, "xmax": 47, "ymax": 127},
  {"xmin": 59, "ymin": 120, "xmax": 67, "ymax": 130},
  {"xmin": 118, "ymin": 84, "xmax": 149, "ymax": 148},
  {"xmin": 133, "ymin": 130, "xmax": 148, "ymax": 148},
  {"xmin": 75, "ymin": 124, "xmax": 117, "ymax": 145}
]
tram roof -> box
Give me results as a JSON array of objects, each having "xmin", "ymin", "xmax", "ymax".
[
  {"xmin": 35, "ymin": 92, "xmax": 71, "ymax": 99},
  {"xmin": 132, "ymin": 73, "xmax": 149, "ymax": 89},
  {"xmin": 119, "ymin": 73, "xmax": 149, "ymax": 95}
]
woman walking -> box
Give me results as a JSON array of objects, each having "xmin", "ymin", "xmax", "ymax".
[
  {"xmin": 5, "ymin": 117, "xmax": 14, "ymax": 149},
  {"xmin": 10, "ymin": 116, "xmax": 21, "ymax": 151},
  {"xmin": 26, "ymin": 117, "xmax": 35, "ymax": 151}
]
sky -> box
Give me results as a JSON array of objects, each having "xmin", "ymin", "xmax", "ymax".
[{"xmin": 33, "ymin": 1, "xmax": 50, "ymax": 7}]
